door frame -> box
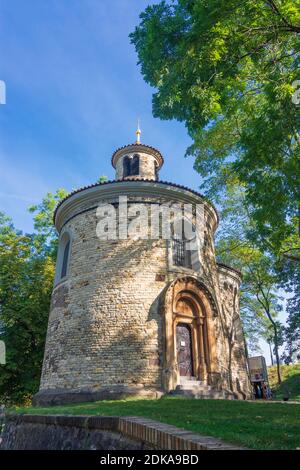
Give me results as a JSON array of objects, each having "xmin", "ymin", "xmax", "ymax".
[{"xmin": 162, "ymin": 276, "xmax": 219, "ymax": 392}]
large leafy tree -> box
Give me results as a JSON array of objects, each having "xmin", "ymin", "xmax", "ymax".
[
  {"xmin": 0, "ymin": 189, "xmax": 68, "ymax": 404},
  {"xmin": 131, "ymin": 0, "xmax": 300, "ymax": 259},
  {"xmin": 0, "ymin": 219, "xmax": 54, "ymax": 404},
  {"xmin": 278, "ymin": 260, "xmax": 300, "ymax": 363},
  {"xmin": 214, "ymin": 182, "xmax": 284, "ymax": 381},
  {"xmin": 219, "ymin": 238, "xmax": 284, "ymax": 383}
]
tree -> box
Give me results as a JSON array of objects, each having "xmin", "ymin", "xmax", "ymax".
[
  {"xmin": 214, "ymin": 183, "xmax": 284, "ymax": 381},
  {"xmin": 221, "ymin": 242, "xmax": 283, "ymax": 382},
  {"xmin": 278, "ymin": 260, "xmax": 300, "ymax": 363},
  {"xmin": 131, "ymin": 0, "xmax": 300, "ymax": 260},
  {"xmin": 264, "ymin": 324, "xmax": 276, "ymax": 365},
  {"xmin": 0, "ymin": 189, "xmax": 67, "ymax": 404},
  {"xmin": 97, "ymin": 175, "xmax": 108, "ymax": 184},
  {"xmin": 28, "ymin": 188, "xmax": 68, "ymax": 258}
]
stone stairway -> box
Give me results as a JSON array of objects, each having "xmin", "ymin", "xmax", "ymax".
[{"xmin": 170, "ymin": 377, "xmax": 236, "ymax": 400}]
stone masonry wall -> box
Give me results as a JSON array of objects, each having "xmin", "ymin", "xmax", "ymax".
[
  {"xmin": 1, "ymin": 414, "xmax": 243, "ymax": 450},
  {"xmin": 40, "ymin": 204, "xmax": 168, "ymax": 393},
  {"xmin": 217, "ymin": 267, "xmax": 251, "ymax": 398},
  {"xmin": 38, "ymin": 182, "xmax": 251, "ymax": 401}
]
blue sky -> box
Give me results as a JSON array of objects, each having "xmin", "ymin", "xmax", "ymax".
[
  {"xmin": 0, "ymin": 0, "xmax": 284, "ymax": 364},
  {"xmin": 0, "ymin": 0, "xmax": 199, "ymax": 233}
]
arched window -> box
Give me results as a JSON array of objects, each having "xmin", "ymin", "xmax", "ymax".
[
  {"xmin": 131, "ymin": 154, "xmax": 140, "ymax": 176},
  {"xmin": 123, "ymin": 156, "xmax": 131, "ymax": 177},
  {"xmin": 55, "ymin": 232, "xmax": 71, "ymax": 284},
  {"xmin": 123, "ymin": 154, "xmax": 140, "ymax": 177},
  {"xmin": 61, "ymin": 240, "xmax": 70, "ymax": 278}
]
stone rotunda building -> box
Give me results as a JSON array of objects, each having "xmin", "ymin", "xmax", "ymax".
[{"xmin": 34, "ymin": 130, "xmax": 251, "ymax": 406}]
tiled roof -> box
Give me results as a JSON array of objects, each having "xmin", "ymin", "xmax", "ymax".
[
  {"xmin": 217, "ymin": 262, "xmax": 242, "ymax": 277},
  {"xmin": 53, "ymin": 178, "xmax": 219, "ymax": 224}
]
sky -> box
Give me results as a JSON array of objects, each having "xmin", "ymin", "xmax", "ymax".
[
  {"xmin": 0, "ymin": 0, "xmax": 196, "ymax": 233},
  {"xmin": 0, "ymin": 0, "xmax": 285, "ymax": 364}
]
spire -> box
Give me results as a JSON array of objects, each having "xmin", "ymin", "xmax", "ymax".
[{"xmin": 135, "ymin": 118, "xmax": 141, "ymax": 144}]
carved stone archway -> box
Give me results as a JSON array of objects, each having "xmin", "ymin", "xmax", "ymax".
[{"xmin": 162, "ymin": 276, "xmax": 219, "ymax": 392}]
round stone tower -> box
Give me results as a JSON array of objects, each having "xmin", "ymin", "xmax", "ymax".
[{"xmin": 34, "ymin": 131, "xmax": 251, "ymax": 406}]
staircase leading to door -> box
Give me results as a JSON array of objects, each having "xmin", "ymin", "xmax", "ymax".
[{"xmin": 170, "ymin": 377, "xmax": 236, "ymax": 400}]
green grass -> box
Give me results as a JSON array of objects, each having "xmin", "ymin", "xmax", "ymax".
[
  {"xmin": 11, "ymin": 397, "xmax": 300, "ymax": 450},
  {"xmin": 268, "ymin": 363, "xmax": 300, "ymax": 401}
]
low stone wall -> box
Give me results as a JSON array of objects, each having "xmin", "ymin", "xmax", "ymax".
[{"xmin": 0, "ymin": 414, "xmax": 244, "ymax": 450}]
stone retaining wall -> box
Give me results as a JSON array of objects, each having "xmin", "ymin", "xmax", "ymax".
[{"xmin": 0, "ymin": 414, "xmax": 244, "ymax": 450}]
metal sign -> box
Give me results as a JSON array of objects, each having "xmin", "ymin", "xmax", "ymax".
[{"xmin": 248, "ymin": 355, "xmax": 268, "ymax": 382}]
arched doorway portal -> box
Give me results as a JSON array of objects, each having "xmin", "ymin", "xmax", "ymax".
[
  {"xmin": 174, "ymin": 290, "xmax": 210, "ymax": 382},
  {"xmin": 163, "ymin": 276, "xmax": 219, "ymax": 392}
]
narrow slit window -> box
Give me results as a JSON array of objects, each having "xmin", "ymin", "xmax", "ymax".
[
  {"xmin": 61, "ymin": 240, "xmax": 70, "ymax": 278},
  {"xmin": 154, "ymin": 162, "xmax": 158, "ymax": 180}
]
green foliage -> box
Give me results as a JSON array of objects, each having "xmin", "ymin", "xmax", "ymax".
[
  {"xmin": 268, "ymin": 363, "xmax": 300, "ymax": 400},
  {"xmin": 215, "ymin": 183, "xmax": 283, "ymax": 368},
  {"xmin": 278, "ymin": 260, "xmax": 300, "ymax": 363},
  {"xmin": 0, "ymin": 190, "xmax": 67, "ymax": 405},
  {"xmin": 131, "ymin": 0, "xmax": 300, "ymax": 367},
  {"xmin": 131, "ymin": 0, "xmax": 300, "ymax": 258},
  {"xmin": 224, "ymin": 241, "xmax": 283, "ymax": 381},
  {"xmin": 12, "ymin": 397, "xmax": 300, "ymax": 449},
  {"xmin": 28, "ymin": 188, "xmax": 68, "ymax": 258},
  {"xmin": 97, "ymin": 175, "xmax": 108, "ymax": 184}
]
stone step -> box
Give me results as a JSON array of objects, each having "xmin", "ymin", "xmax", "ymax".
[
  {"xmin": 170, "ymin": 388, "xmax": 236, "ymax": 400},
  {"xmin": 179, "ymin": 378, "xmax": 205, "ymax": 385},
  {"xmin": 177, "ymin": 379, "xmax": 212, "ymax": 391},
  {"xmin": 179, "ymin": 379, "xmax": 206, "ymax": 384},
  {"xmin": 176, "ymin": 384, "xmax": 212, "ymax": 391},
  {"xmin": 179, "ymin": 376, "xmax": 198, "ymax": 382}
]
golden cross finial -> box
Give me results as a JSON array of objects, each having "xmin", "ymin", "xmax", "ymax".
[{"xmin": 135, "ymin": 118, "xmax": 141, "ymax": 144}]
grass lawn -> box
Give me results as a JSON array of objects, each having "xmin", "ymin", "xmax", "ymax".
[
  {"xmin": 268, "ymin": 364, "xmax": 300, "ymax": 401},
  {"xmin": 11, "ymin": 397, "xmax": 300, "ymax": 450}
]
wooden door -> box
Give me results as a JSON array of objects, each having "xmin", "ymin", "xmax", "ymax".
[{"xmin": 176, "ymin": 323, "xmax": 193, "ymax": 377}]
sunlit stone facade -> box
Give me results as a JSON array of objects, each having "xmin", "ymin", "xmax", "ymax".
[{"xmin": 34, "ymin": 139, "xmax": 251, "ymax": 406}]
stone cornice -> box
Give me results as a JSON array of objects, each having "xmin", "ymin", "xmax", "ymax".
[
  {"xmin": 54, "ymin": 179, "xmax": 219, "ymax": 233},
  {"xmin": 217, "ymin": 263, "xmax": 242, "ymax": 284}
]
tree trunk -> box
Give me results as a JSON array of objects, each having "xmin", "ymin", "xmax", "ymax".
[
  {"xmin": 269, "ymin": 341, "xmax": 274, "ymax": 366},
  {"xmin": 272, "ymin": 322, "xmax": 282, "ymax": 384},
  {"xmin": 262, "ymin": 305, "xmax": 282, "ymax": 384},
  {"xmin": 228, "ymin": 341, "xmax": 233, "ymax": 391}
]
